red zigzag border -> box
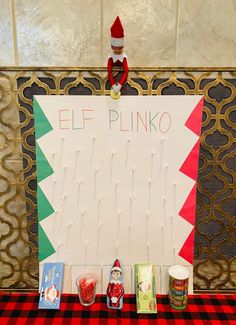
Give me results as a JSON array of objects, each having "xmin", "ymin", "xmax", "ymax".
[{"xmin": 178, "ymin": 97, "xmax": 204, "ymax": 264}]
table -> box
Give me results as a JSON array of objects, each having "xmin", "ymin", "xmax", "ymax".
[{"xmin": 0, "ymin": 293, "xmax": 235, "ymax": 324}]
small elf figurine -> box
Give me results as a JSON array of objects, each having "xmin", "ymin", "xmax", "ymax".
[
  {"xmin": 107, "ymin": 16, "xmax": 129, "ymax": 99},
  {"xmin": 106, "ymin": 259, "xmax": 124, "ymax": 309}
]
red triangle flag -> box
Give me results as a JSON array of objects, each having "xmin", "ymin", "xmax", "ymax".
[
  {"xmin": 178, "ymin": 228, "xmax": 195, "ymax": 264},
  {"xmin": 179, "ymin": 184, "xmax": 197, "ymax": 226},
  {"xmin": 179, "ymin": 139, "xmax": 200, "ymax": 181},
  {"xmin": 185, "ymin": 97, "xmax": 204, "ymax": 136}
]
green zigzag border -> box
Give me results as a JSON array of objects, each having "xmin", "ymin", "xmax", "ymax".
[
  {"xmin": 36, "ymin": 142, "xmax": 54, "ymax": 183},
  {"xmin": 34, "ymin": 97, "xmax": 55, "ymax": 262},
  {"xmin": 34, "ymin": 97, "xmax": 53, "ymax": 140}
]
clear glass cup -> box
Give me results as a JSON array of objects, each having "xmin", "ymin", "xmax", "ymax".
[{"xmin": 76, "ymin": 273, "xmax": 98, "ymax": 306}]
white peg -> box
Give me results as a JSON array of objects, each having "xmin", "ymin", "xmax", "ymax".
[
  {"xmin": 53, "ymin": 210, "xmax": 58, "ymax": 234},
  {"xmin": 61, "ymin": 194, "xmax": 68, "ymax": 220},
  {"xmin": 150, "ymin": 151, "xmax": 154, "ymax": 178},
  {"xmin": 110, "ymin": 151, "xmax": 115, "ymax": 183},
  {"xmin": 164, "ymin": 165, "xmax": 168, "ymax": 197},
  {"xmin": 48, "ymin": 152, "xmax": 56, "ymax": 186},
  {"xmin": 173, "ymin": 247, "xmax": 176, "ymax": 264},
  {"xmin": 146, "ymin": 212, "xmax": 150, "ymax": 254},
  {"xmin": 173, "ymin": 182, "xmax": 177, "ymax": 216},
  {"xmin": 161, "ymin": 226, "xmax": 164, "ymax": 257},
  {"xmin": 51, "ymin": 179, "xmax": 57, "ymax": 202},
  {"xmin": 147, "ymin": 243, "xmax": 151, "ymax": 263},
  {"xmin": 171, "ymin": 214, "xmax": 174, "ymax": 245},
  {"xmin": 158, "ymin": 138, "xmax": 164, "ymax": 178},
  {"xmin": 128, "ymin": 223, "xmax": 133, "ymax": 251},
  {"xmin": 65, "ymin": 223, "xmax": 72, "ymax": 247},
  {"xmin": 162, "ymin": 196, "xmax": 166, "ymax": 221},
  {"xmin": 61, "ymin": 165, "xmax": 68, "ymax": 195},
  {"xmin": 59, "ymin": 137, "xmax": 65, "ymax": 165},
  {"xmin": 84, "ymin": 241, "xmax": 90, "ymax": 270},
  {"xmin": 116, "ymin": 210, "xmax": 121, "ymax": 248},
  {"xmin": 51, "ymin": 152, "xmax": 56, "ymax": 169},
  {"xmin": 76, "ymin": 179, "xmax": 82, "ymax": 209},
  {"xmin": 68, "ymin": 264, "xmax": 72, "ymax": 292},
  {"xmin": 116, "ymin": 242, "xmax": 119, "ymax": 258},
  {"xmin": 57, "ymin": 242, "xmax": 61, "ymax": 261},
  {"xmin": 89, "ymin": 137, "xmax": 96, "ymax": 168},
  {"xmin": 79, "ymin": 209, "xmax": 86, "ymax": 247},
  {"xmin": 114, "ymin": 181, "xmax": 119, "ymax": 212},
  {"xmin": 97, "ymin": 222, "xmax": 102, "ymax": 257},
  {"xmin": 94, "ymin": 167, "xmax": 99, "ymax": 198},
  {"xmin": 131, "ymin": 167, "xmax": 135, "ymax": 196},
  {"xmin": 125, "ymin": 139, "xmax": 130, "ymax": 170},
  {"xmin": 163, "ymin": 196, "xmax": 166, "ymax": 226},
  {"xmin": 73, "ymin": 149, "xmax": 80, "ymax": 176},
  {"xmin": 148, "ymin": 179, "xmax": 152, "ymax": 209}
]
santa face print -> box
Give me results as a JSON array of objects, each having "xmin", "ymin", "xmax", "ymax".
[
  {"xmin": 111, "ymin": 46, "xmax": 123, "ymax": 55},
  {"xmin": 111, "ymin": 270, "xmax": 121, "ymax": 281},
  {"xmin": 45, "ymin": 285, "xmax": 59, "ymax": 302},
  {"xmin": 138, "ymin": 281, "xmax": 151, "ymax": 293}
]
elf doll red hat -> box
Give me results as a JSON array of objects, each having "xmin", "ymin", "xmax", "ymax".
[
  {"xmin": 110, "ymin": 16, "xmax": 124, "ymax": 47},
  {"xmin": 111, "ymin": 259, "xmax": 122, "ymax": 273}
]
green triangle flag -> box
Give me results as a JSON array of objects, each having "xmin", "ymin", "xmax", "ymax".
[
  {"xmin": 37, "ymin": 185, "xmax": 54, "ymax": 222},
  {"xmin": 38, "ymin": 224, "xmax": 55, "ymax": 261},
  {"xmin": 34, "ymin": 97, "xmax": 53, "ymax": 140},
  {"xmin": 36, "ymin": 143, "xmax": 54, "ymax": 183}
]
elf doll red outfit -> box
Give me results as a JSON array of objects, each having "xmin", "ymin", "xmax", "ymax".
[
  {"xmin": 107, "ymin": 17, "xmax": 129, "ymax": 94},
  {"xmin": 106, "ymin": 259, "xmax": 124, "ymax": 309}
]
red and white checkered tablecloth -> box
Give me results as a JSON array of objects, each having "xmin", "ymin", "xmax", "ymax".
[{"xmin": 0, "ymin": 293, "xmax": 235, "ymax": 324}]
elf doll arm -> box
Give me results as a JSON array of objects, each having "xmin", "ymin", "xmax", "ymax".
[
  {"xmin": 107, "ymin": 57, "xmax": 116, "ymax": 87},
  {"xmin": 119, "ymin": 57, "xmax": 129, "ymax": 86}
]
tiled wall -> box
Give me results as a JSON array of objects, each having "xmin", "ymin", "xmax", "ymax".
[{"xmin": 1, "ymin": 0, "xmax": 236, "ymax": 67}]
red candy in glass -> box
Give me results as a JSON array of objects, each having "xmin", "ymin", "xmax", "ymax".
[{"xmin": 77, "ymin": 274, "xmax": 97, "ymax": 306}]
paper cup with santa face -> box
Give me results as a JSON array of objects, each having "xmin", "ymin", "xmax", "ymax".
[
  {"xmin": 76, "ymin": 273, "xmax": 98, "ymax": 306},
  {"xmin": 168, "ymin": 265, "xmax": 189, "ymax": 310}
]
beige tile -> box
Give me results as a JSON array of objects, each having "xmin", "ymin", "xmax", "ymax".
[
  {"xmin": 103, "ymin": 0, "xmax": 177, "ymax": 66},
  {"xmin": 0, "ymin": 102, "xmax": 20, "ymax": 127},
  {"xmin": 15, "ymin": 0, "xmax": 100, "ymax": 66},
  {"xmin": 0, "ymin": 0, "xmax": 14, "ymax": 65},
  {"xmin": 3, "ymin": 159, "xmax": 24, "ymax": 175},
  {"xmin": 177, "ymin": 0, "xmax": 236, "ymax": 67}
]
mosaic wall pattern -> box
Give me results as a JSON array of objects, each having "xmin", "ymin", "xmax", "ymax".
[{"xmin": 0, "ymin": 68, "xmax": 235, "ymax": 292}]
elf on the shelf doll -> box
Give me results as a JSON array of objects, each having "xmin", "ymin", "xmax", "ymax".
[
  {"xmin": 106, "ymin": 259, "xmax": 124, "ymax": 309},
  {"xmin": 107, "ymin": 16, "xmax": 129, "ymax": 98}
]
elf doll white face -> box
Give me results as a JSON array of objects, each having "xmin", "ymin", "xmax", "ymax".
[
  {"xmin": 111, "ymin": 270, "xmax": 121, "ymax": 281},
  {"xmin": 111, "ymin": 46, "xmax": 123, "ymax": 55}
]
